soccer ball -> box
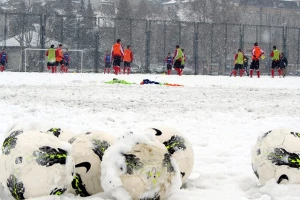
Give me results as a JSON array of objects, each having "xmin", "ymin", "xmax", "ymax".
[
  {"xmin": 101, "ymin": 131, "xmax": 181, "ymax": 200},
  {"xmin": 251, "ymin": 129, "xmax": 300, "ymax": 185},
  {"xmin": 144, "ymin": 126, "xmax": 194, "ymax": 184},
  {"xmin": 68, "ymin": 131, "xmax": 115, "ymax": 197},
  {"xmin": 0, "ymin": 130, "xmax": 74, "ymax": 199}
]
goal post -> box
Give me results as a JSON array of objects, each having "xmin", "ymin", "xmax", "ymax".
[{"xmin": 24, "ymin": 48, "xmax": 84, "ymax": 73}]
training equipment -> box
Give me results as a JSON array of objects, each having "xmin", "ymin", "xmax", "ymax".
[
  {"xmin": 0, "ymin": 130, "xmax": 74, "ymax": 199},
  {"xmin": 68, "ymin": 131, "xmax": 115, "ymax": 197},
  {"xmin": 145, "ymin": 126, "xmax": 194, "ymax": 184},
  {"xmin": 101, "ymin": 131, "xmax": 181, "ymax": 200},
  {"xmin": 23, "ymin": 48, "xmax": 83, "ymax": 73},
  {"xmin": 252, "ymin": 129, "xmax": 300, "ymax": 185}
]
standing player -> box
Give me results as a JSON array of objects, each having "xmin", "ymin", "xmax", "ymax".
[
  {"xmin": 165, "ymin": 53, "xmax": 173, "ymax": 75},
  {"xmin": 0, "ymin": 49, "xmax": 8, "ymax": 72},
  {"xmin": 123, "ymin": 45, "xmax": 133, "ymax": 75},
  {"xmin": 63, "ymin": 49, "xmax": 70, "ymax": 73},
  {"xmin": 231, "ymin": 49, "xmax": 244, "ymax": 77},
  {"xmin": 250, "ymin": 42, "xmax": 264, "ymax": 78},
  {"xmin": 103, "ymin": 51, "xmax": 111, "ymax": 74},
  {"xmin": 111, "ymin": 39, "xmax": 124, "ymax": 75},
  {"xmin": 243, "ymin": 55, "xmax": 249, "ymax": 76},
  {"xmin": 270, "ymin": 46, "xmax": 281, "ymax": 78},
  {"xmin": 46, "ymin": 45, "xmax": 56, "ymax": 73},
  {"xmin": 279, "ymin": 53, "xmax": 288, "ymax": 77},
  {"xmin": 56, "ymin": 44, "xmax": 64, "ymax": 73},
  {"xmin": 173, "ymin": 45, "xmax": 183, "ymax": 76},
  {"xmin": 179, "ymin": 49, "xmax": 186, "ymax": 76}
]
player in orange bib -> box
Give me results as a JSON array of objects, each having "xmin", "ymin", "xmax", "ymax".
[
  {"xmin": 123, "ymin": 45, "xmax": 133, "ymax": 75},
  {"xmin": 111, "ymin": 39, "xmax": 124, "ymax": 75},
  {"xmin": 250, "ymin": 42, "xmax": 264, "ymax": 78}
]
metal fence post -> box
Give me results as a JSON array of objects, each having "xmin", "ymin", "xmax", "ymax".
[
  {"xmin": 40, "ymin": 14, "xmax": 46, "ymax": 72},
  {"xmin": 4, "ymin": 13, "xmax": 7, "ymax": 49},
  {"xmin": 163, "ymin": 21, "xmax": 166, "ymax": 58},
  {"xmin": 193, "ymin": 22, "xmax": 199, "ymax": 75},
  {"xmin": 240, "ymin": 24, "xmax": 244, "ymax": 50},
  {"xmin": 60, "ymin": 16, "xmax": 64, "ymax": 44},
  {"xmin": 114, "ymin": 18, "xmax": 117, "ymax": 42},
  {"xmin": 297, "ymin": 28, "xmax": 300, "ymax": 76},
  {"xmin": 130, "ymin": 19, "xmax": 132, "ymax": 45},
  {"xmin": 145, "ymin": 20, "xmax": 151, "ymax": 73},
  {"xmin": 224, "ymin": 24, "xmax": 228, "ymax": 75},
  {"xmin": 21, "ymin": 14, "xmax": 25, "ymax": 72},
  {"xmin": 178, "ymin": 21, "xmax": 181, "ymax": 45},
  {"xmin": 210, "ymin": 24, "xmax": 214, "ymax": 75},
  {"xmin": 94, "ymin": 28, "xmax": 100, "ymax": 73},
  {"xmin": 282, "ymin": 26, "xmax": 287, "ymax": 56}
]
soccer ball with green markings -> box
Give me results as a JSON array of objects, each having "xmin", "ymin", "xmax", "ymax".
[
  {"xmin": 0, "ymin": 130, "xmax": 74, "ymax": 199},
  {"xmin": 101, "ymin": 131, "xmax": 181, "ymax": 200},
  {"xmin": 145, "ymin": 126, "xmax": 194, "ymax": 184},
  {"xmin": 68, "ymin": 131, "xmax": 115, "ymax": 197},
  {"xmin": 251, "ymin": 129, "xmax": 300, "ymax": 185}
]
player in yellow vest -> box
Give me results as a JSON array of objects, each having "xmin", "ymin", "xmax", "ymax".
[
  {"xmin": 270, "ymin": 46, "xmax": 281, "ymax": 78},
  {"xmin": 231, "ymin": 49, "xmax": 245, "ymax": 77},
  {"xmin": 173, "ymin": 45, "xmax": 183, "ymax": 76},
  {"xmin": 46, "ymin": 45, "xmax": 56, "ymax": 73}
]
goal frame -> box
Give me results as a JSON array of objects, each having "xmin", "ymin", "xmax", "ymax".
[{"xmin": 24, "ymin": 48, "xmax": 84, "ymax": 73}]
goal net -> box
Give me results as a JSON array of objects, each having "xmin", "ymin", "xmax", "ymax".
[{"xmin": 24, "ymin": 48, "xmax": 83, "ymax": 73}]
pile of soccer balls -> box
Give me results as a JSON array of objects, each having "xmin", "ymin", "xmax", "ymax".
[{"xmin": 0, "ymin": 125, "xmax": 194, "ymax": 200}]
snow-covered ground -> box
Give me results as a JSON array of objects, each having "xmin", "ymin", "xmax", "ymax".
[{"xmin": 0, "ymin": 72, "xmax": 300, "ymax": 200}]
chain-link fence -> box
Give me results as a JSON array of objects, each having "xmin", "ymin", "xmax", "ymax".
[{"xmin": 0, "ymin": 12, "xmax": 299, "ymax": 76}]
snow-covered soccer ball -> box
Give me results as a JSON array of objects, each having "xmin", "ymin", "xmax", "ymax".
[
  {"xmin": 145, "ymin": 126, "xmax": 194, "ymax": 184},
  {"xmin": 0, "ymin": 130, "xmax": 74, "ymax": 199},
  {"xmin": 101, "ymin": 131, "xmax": 181, "ymax": 200},
  {"xmin": 251, "ymin": 129, "xmax": 300, "ymax": 185},
  {"xmin": 68, "ymin": 131, "xmax": 115, "ymax": 197}
]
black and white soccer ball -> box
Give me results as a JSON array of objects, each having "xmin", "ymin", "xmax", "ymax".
[
  {"xmin": 0, "ymin": 130, "xmax": 74, "ymax": 199},
  {"xmin": 68, "ymin": 131, "xmax": 115, "ymax": 197},
  {"xmin": 101, "ymin": 131, "xmax": 181, "ymax": 200},
  {"xmin": 145, "ymin": 126, "xmax": 194, "ymax": 184},
  {"xmin": 251, "ymin": 129, "xmax": 300, "ymax": 185}
]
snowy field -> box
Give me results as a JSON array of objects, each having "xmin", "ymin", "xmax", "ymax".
[{"xmin": 0, "ymin": 72, "xmax": 300, "ymax": 200}]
